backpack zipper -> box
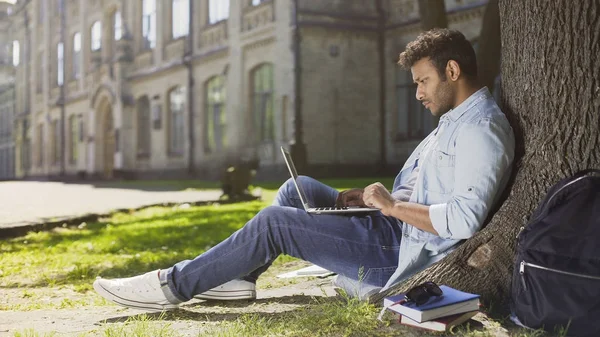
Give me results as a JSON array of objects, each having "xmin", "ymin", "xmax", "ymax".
[{"xmin": 519, "ymin": 260, "xmax": 600, "ymax": 292}]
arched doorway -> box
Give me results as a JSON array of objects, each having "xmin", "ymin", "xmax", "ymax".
[{"xmin": 91, "ymin": 84, "xmax": 118, "ymax": 179}]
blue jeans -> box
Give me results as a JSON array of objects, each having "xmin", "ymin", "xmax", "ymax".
[{"xmin": 162, "ymin": 176, "xmax": 402, "ymax": 302}]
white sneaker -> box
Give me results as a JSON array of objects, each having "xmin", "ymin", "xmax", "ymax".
[
  {"xmin": 93, "ymin": 270, "xmax": 179, "ymax": 312},
  {"xmin": 194, "ymin": 279, "xmax": 257, "ymax": 301}
]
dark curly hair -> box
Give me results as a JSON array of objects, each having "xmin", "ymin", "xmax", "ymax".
[{"xmin": 398, "ymin": 28, "xmax": 477, "ymax": 81}]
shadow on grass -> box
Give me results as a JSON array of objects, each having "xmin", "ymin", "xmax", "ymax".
[
  {"xmin": 0, "ymin": 201, "xmax": 265, "ymax": 289},
  {"xmin": 99, "ymin": 310, "xmax": 288, "ymax": 325},
  {"xmin": 191, "ymin": 294, "xmax": 327, "ymax": 308},
  {"xmin": 98, "ymin": 295, "xmax": 338, "ymax": 324}
]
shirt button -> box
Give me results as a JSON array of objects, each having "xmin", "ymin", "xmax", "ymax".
[{"xmin": 439, "ymin": 156, "xmax": 442, "ymax": 160}]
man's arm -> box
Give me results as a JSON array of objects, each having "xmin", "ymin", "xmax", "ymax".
[
  {"xmin": 363, "ymin": 120, "xmax": 514, "ymax": 239},
  {"xmin": 362, "ymin": 182, "xmax": 438, "ymax": 235},
  {"xmin": 428, "ymin": 120, "xmax": 514, "ymax": 239}
]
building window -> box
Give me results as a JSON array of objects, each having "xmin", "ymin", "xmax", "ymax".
[
  {"xmin": 251, "ymin": 0, "xmax": 268, "ymax": 5},
  {"xmin": 12, "ymin": 40, "xmax": 19, "ymax": 66},
  {"xmin": 172, "ymin": 0, "xmax": 189, "ymax": 39},
  {"xmin": 205, "ymin": 76, "xmax": 226, "ymax": 152},
  {"xmin": 208, "ymin": 0, "xmax": 229, "ymax": 24},
  {"xmin": 136, "ymin": 96, "xmax": 151, "ymax": 156},
  {"xmin": 114, "ymin": 11, "xmax": 123, "ymax": 41},
  {"xmin": 36, "ymin": 53, "xmax": 43, "ymax": 93},
  {"xmin": 395, "ymin": 69, "xmax": 433, "ymax": 141},
  {"xmin": 72, "ymin": 32, "xmax": 81, "ymax": 79},
  {"xmin": 142, "ymin": 0, "xmax": 157, "ymax": 49},
  {"xmin": 251, "ymin": 63, "xmax": 274, "ymax": 142},
  {"xmin": 168, "ymin": 86, "xmax": 185, "ymax": 155},
  {"xmin": 69, "ymin": 115, "xmax": 78, "ymax": 163},
  {"xmin": 91, "ymin": 21, "xmax": 102, "ymax": 51},
  {"xmin": 57, "ymin": 42, "xmax": 64, "ymax": 86},
  {"xmin": 52, "ymin": 120, "xmax": 60, "ymax": 164}
]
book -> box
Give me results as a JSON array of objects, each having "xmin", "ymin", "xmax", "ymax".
[
  {"xmin": 398, "ymin": 310, "xmax": 478, "ymax": 332},
  {"xmin": 382, "ymin": 285, "xmax": 480, "ymax": 323},
  {"xmin": 276, "ymin": 264, "xmax": 336, "ymax": 278}
]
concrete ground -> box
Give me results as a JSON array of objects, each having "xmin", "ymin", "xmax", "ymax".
[{"xmin": 0, "ymin": 181, "xmax": 222, "ymax": 232}]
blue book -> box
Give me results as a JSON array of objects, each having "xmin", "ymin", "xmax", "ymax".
[{"xmin": 382, "ymin": 285, "xmax": 480, "ymax": 323}]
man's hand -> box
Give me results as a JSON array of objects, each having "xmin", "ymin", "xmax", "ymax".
[
  {"xmin": 336, "ymin": 188, "xmax": 366, "ymax": 207},
  {"xmin": 363, "ymin": 182, "xmax": 396, "ymax": 215}
]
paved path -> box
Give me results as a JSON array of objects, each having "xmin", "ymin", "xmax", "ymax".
[{"xmin": 0, "ymin": 181, "xmax": 222, "ymax": 230}]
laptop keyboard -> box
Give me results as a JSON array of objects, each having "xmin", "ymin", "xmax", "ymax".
[{"xmin": 314, "ymin": 207, "xmax": 349, "ymax": 211}]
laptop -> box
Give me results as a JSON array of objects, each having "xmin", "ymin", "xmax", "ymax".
[{"xmin": 281, "ymin": 146, "xmax": 380, "ymax": 215}]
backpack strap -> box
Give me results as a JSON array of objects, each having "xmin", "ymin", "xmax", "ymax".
[{"xmin": 533, "ymin": 169, "xmax": 600, "ymax": 221}]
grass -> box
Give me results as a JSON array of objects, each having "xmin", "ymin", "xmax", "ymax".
[{"xmin": 1, "ymin": 177, "xmax": 555, "ymax": 336}]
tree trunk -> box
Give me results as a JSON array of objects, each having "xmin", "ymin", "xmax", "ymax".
[
  {"xmin": 371, "ymin": 0, "xmax": 600, "ymax": 310},
  {"xmin": 418, "ymin": 0, "xmax": 448, "ymax": 30},
  {"xmin": 476, "ymin": 0, "xmax": 501, "ymax": 92}
]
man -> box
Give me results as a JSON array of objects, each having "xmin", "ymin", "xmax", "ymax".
[{"xmin": 93, "ymin": 28, "xmax": 515, "ymax": 311}]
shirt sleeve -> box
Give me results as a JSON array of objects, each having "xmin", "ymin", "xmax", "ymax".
[{"xmin": 429, "ymin": 118, "xmax": 515, "ymax": 239}]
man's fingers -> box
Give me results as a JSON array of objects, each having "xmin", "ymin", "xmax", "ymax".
[{"xmin": 347, "ymin": 200, "xmax": 362, "ymax": 206}]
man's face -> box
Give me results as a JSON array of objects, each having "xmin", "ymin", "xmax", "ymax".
[{"xmin": 411, "ymin": 58, "xmax": 456, "ymax": 117}]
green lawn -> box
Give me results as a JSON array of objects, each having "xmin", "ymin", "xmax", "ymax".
[{"xmin": 0, "ymin": 178, "xmax": 547, "ymax": 336}]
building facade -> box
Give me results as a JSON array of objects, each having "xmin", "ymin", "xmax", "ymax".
[
  {"xmin": 0, "ymin": 1, "xmax": 16, "ymax": 180},
  {"xmin": 5, "ymin": 0, "xmax": 487, "ymax": 180}
]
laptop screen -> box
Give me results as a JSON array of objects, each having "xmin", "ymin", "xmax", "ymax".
[{"xmin": 280, "ymin": 147, "xmax": 311, "ymax": 210}]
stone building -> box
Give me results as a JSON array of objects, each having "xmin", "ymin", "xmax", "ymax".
[{"xmin": 6, "ymin": 0, "xmax": 487, "ymax": 180}]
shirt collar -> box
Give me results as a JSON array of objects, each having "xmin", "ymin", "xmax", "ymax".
[{"xmin": 440, "ymin": 87, "xmax": 491, "ymax": 123}]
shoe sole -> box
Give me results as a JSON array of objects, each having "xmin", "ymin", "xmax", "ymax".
[
  {"xmin": 194, "ymin": 289, "xmax": 257, "ymax": 301},
  {"xmin": 93, "ymin": 280, "xmax": 179, "ymax": 312}
]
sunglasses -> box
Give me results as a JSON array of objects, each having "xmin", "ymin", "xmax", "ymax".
[{"xmin": 399, "ymin": 281, "xmax": 443, "ymax": 306}]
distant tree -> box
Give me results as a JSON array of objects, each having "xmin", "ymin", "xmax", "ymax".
[
  {"xmin": 476, "ymin": 0, "xmax": 501, "ymax": 92},
  {"xmin": 417, "ymin": 0, "xmax": 448, "ymax": 30},
  {"xmin": 372, "ymin": 0, "xmax": 600, "ymax": 309}
]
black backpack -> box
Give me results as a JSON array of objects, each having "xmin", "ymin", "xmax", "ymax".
[{"xmin": 511, "ymin": 169, "xmax": 600, "ymax": 336}]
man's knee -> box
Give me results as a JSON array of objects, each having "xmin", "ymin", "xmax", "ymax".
[
  {"xmin": 280, "ymin": 175, "xmax": 312, "ymax": 191},
  {"xmin": 256, "ymin": 205, "xmax": 286, "ymax": 221}
]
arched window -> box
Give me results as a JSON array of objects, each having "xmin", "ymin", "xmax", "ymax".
[
  {"xmin": 72, "ymin": 32, "xmax": 81, "ymax": 79},
  {"xmin": 205, "ymin": 76, "xmax": 226, "ymax": 152},
  {"xmin": 168, "ymin": 86, "xmax": 186, "ymax": 155},
  {"xmin": 69, "ymin": 115, "xmax": 78, "ymax": 164},
  {"xmin": 91, "ymin": 21, "xmax": 102, "ymax": 51},
  {"xmin": 12, "ymin": 40, "xmax": 19, "ymax": 66},
  {"xmin": 114, "ymin": 11, "xmax": 123, "ymax": 41},
  {"xmin": 208, "ymin": 0, "xmax": 229, "ymax": 24},
  {"xmin": 251, "ymin": 63, "xmax": 274, "ymax": 142},
  {"xmin": 172, "ymin": 0, "xmax": 189, "ymax": 38},
  {"xmin": 57, "ymin": 42, "xmax": 64, "ymax": 86},
  {"xmin": 142, "ymin": 0, "xmax": 157, "ymax": 49},
  {"xmin": 136, "ymin": 96, "xmax": 151, "ymax": 157},
  {"xmin": 395, "ymin": 68, "xmax": 433, "ymax": 141}
]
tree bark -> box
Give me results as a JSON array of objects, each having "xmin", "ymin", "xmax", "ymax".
[
  {"xmin": 418, "ymin": 0, "xmax": 448, "ymax": 30},
  {"xmin": 476, "ymin": 0, "xmax": 501, "ymax": 92},
  {"xmin": 371, "ymin": 0, "xmax": 600, "ymax": 310}
]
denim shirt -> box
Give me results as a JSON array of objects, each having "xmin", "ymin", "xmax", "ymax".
[{"xmin": 381, "ymin": 87, "xmax": 515, "ymax": 291}]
